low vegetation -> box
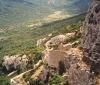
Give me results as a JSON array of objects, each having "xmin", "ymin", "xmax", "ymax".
[
  {"xmin": 0, "ymin": 14, "xmax": 85, "ymax": 85},
  {"xmin": 50, "ymin": 74, "xmax": 69, "ymax": 85},
  {"xmin": 0, "ymin": 14, "xmax": 85, "ymax": 58}
]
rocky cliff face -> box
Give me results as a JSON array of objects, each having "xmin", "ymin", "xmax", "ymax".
[
  {"xmin": 82, "ymin": 0, "xmax": 100, "ymax": 74},
  {"xmin": 68, "ymin": 0, "xmax": 100, "ymax": 84}
]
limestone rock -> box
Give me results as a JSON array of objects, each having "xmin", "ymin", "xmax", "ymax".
[
  {"xmin": 48, "ymin": 34, "xmax": 52, "ymax": 37},
  {"xmin": 37, "ymin": 62, "xmax": 58, "ymax": 82},
  {"xmin": 67, "ymin": 0, "xmax": 100, "ymax": 84},
  {"xmin": 66, "ymin": 0, "xmax": 100, "ymax": 84},
  {"xmin": 68, "ymin": 64, "xmax": 96, "ymax": 85},
  {"xmin": 46, "ymin": 33, "xmax": 75, "ymax": 48},
  {"xmin": 37, "ymin": 38, "xmax": 46, "ymax": 47},
  {"xmin": 64, "ymin": 48, "xmax": 82, "ymax": 71},
  {"xmin": 81, "ymin": 0, "xmax": 100, "ymax": 72},
  {"xmin": 2, "ymin": 55, "xmax": 28, "ymax": 71}
]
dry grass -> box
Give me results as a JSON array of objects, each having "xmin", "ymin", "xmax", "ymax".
[
  {"xmin": 44, "ymin": 11, "xmax": 71, "ymax": 22},
  {"xmin": 31, "ymin": 65, "xmax": 43, "ymax": 79},
  {"xmin": 28, "ymin": 21, "xmax": 42, "ymax": 27}
]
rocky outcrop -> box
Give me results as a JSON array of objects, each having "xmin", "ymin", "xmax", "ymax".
[
  {"xmin": 37, "ymin": 63, "xmax": 58, "ymax": 83},
  {"xmin": 37, "ymin": 38, "xmax": 46, "ymax": 47},
  {"xmin": 81, "ymin": 0, "xmax": 100, "ymax": 73},
  {"xmin": 46, "ymin": 33, "xmax": 75, "ymax": 48},
  {"xmin": 64, "ymin": 48, "xmax": 82, "ymax": 71},
  {"xmin": 68, "ymin": 0, "xmax": 100, "ymax": 85},
  {"xmin": 68, "ymin": 64, "xmax": 96, "ymax": 85},
  {"xmin": 63, "ymin": 47, "xmax": 97, "ymax": 85},
  {"xmin": 2, "ymin": 55, "xmax": 28, "ymax": 71}
]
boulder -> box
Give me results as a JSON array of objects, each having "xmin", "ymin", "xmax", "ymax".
[
  {"xmin": 37, "ymin": 38, "xmax": 46, "ymax": 47},
  {"xmin": 2, "ymin": 55, "xmax": 28, "ymax": 71}
]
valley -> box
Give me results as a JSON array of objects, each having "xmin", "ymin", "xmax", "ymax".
[
  {"xmin": 0, "ymin": 0, "xmax": 92, "ymax": 29},
  {"xmin": 44, "ymin": 11, "xmax": 71, "ymax": 22},
  {"xmin": 0, "ymin": 13, "xmax": 85, "ymax": 58}
]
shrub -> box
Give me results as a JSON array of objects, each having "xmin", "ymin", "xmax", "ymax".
[{"xmin": 50, "ymin": 74, "xmax": 65, "ymax": 85}]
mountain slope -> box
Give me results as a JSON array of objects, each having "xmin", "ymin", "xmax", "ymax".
[{"xmin": 0, "ymin": 0, "xmax": 92, "ymax": 29}]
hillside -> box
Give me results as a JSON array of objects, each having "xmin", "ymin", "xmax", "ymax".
[
  {"xmin": 0, "ymin": 0, "xmax": 92, "ymax": 56},
  {"xmin": 0, "ymin": 14, "xmax": 85, "ymax": 58},
  {"xmin": 11, "ymin": 0, "xmax": 100, "ymax": 85},
  {"xmin": 0, "ymin": 14, "xmax": 84, "ymax": 85},
  {"xmin": 0, "ymin": 0, "xmax": 93, "ymax": 85},
  {"xmin": 0, "ymin": 0, "xmax": 92, "ymax": 29}
]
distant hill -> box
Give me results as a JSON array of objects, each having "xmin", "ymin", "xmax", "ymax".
[{"xmin": 0, "ymin": 0, "xmax": 92, "ymax": 29}]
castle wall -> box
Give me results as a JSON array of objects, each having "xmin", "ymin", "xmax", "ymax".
[
  {"xmin": 46, "ymin": 50, "xmax": 67, "ymax": 68},
  {"xmin": 58, "ymin": 43, "xmax": 72, "ymax": 51}
]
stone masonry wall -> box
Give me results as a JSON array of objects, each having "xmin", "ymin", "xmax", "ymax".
[{"xmin": 46, "ymin": 50, "xmax": 66, "ymax": 68}]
